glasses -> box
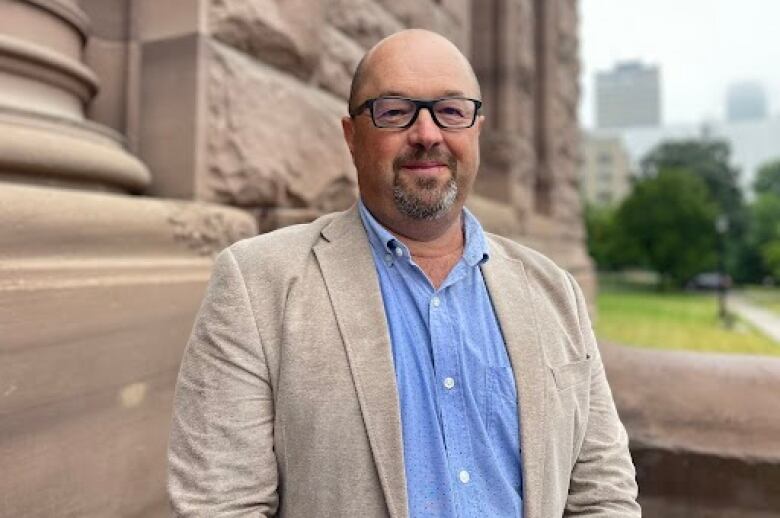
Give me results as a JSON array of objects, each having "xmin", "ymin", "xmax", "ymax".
[{"xmin": 351, "ymin": 96, "xmax": 482, "ymax": 129}]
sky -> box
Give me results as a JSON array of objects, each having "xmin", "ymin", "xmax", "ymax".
[{"xmin": 579, "ymin": 0, "xmax": 780, "ymax": 128}]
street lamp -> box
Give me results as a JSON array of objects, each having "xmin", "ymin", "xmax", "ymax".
[{"xmin": 715, "ymin": 214, "xmax": 730, "ymax": 326}]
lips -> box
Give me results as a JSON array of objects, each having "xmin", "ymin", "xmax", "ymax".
[{"xmin": 400, "ymin": 161, "xmax": 448, "ymax": 171}]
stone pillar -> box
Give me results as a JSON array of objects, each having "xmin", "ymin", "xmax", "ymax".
[
  {"xmin": 0, "ymin": 0, "xmax": 149, "ymax": 192},
  {"xmin": 0, "ymin": 2, "xmax": 255, "ymax": 516}
]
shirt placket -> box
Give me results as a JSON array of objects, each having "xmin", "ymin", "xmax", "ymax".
[{"xmin": 428, "ymin": 277, "xmax": 479, "ymax": 516}]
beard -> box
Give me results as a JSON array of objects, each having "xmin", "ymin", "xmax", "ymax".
[{"xmin": 391, "ymin": 150, "xmax": 459, "ymax": 220}]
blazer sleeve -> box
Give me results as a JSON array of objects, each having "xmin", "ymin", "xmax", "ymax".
[
  {"xmin": 563, "ymin": 272, "xmax": 641, "ymax": 517},
  {"xmin": 168, "ymin": 247, "xmax": 278, "ymax": 517}
]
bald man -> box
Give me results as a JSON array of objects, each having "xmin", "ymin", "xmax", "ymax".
[{"xmin": 168, "ymin": 30, "xmax": 640, "ymax": 517}]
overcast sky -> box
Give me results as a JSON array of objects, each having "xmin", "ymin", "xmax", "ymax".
[{"xmin": 579, "ymin": 0, "xmax": 780, "ymax": 128}]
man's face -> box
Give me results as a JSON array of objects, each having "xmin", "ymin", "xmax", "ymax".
[{"xmin": 342, "ymin": 36, "xmax": 484, "ymax": 227}]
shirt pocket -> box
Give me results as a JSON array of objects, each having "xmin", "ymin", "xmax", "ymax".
[{"xmin": 486, "ymin": 365, "xmax": 521, "ymax": 489}]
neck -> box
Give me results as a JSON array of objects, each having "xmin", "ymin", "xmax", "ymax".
[{"xmin": 387, "ymin": 211, "xmax": 465, "ymax": 259}]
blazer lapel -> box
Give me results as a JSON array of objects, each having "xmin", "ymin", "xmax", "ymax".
[
  {"xmin": 482, "ymin": 243, "xmax": 547, "ymax": 518},
  {"xmin": 313, "ymin": 206, "xmax": 408, "ymax": 518}
]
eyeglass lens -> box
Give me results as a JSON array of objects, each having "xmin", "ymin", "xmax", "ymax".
[{"xmin": 372, "ymin": 98, "xmax": 476, "ymax": 128}]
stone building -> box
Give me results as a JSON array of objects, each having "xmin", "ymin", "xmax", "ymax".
[
  {"xmin": 0, "ymin": 1, "xmax": 591, "ymax": 515},
  {"xmin": 579, "ymin": 133, "xmax": 633, "ymax": 206},
  {"xmin": 4, "ymin": 2, "xmax": 780, "ymax": 517}
]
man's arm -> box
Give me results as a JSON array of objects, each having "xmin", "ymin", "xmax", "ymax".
[
  {"xmin": 564, "ymin": 272, "xmax": 641, "ymax": 517},
  {"xmin": 168, "ymin": 247, "xmax": 278, "ymax": 517}
]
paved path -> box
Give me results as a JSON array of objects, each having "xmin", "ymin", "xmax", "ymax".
[{"xmin": 729, "ymin": 294, "xmax": 780, "ymax": 343}]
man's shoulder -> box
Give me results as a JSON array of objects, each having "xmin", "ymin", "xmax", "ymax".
[
  {"xmin": 484, "ymin": 232, "xmax": 567, "ymax": 280},
  {"xmin": 224, "ymin": 210, "xmax": 346, "ymax": 265}
]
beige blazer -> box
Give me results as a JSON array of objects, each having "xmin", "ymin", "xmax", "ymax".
[{"xmin": 168, "ymin": 206, "xmax": 640, "ymax": 517}]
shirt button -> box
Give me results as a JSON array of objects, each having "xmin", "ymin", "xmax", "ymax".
[
  {"xmin": 383, "ymin": 254, "xmax": 392, "ymax": 264},
  {"xmin": 443, "ymin": 377, "xmax": 455, "ymax": 389},
  {"xmin": 432, "ymin": 296, "xmax": 441, "ymax": 307},
  {"xmin": 395, "ymin": 246, "xmax": 403, "ymax": 257},
  {"xmin": 459, "ymin": 470, "xmax": 470, "ymax": 484}
]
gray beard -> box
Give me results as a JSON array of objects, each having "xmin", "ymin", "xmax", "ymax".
[{"xmin": 392, "ymin": 176, "xmax": 458, "ymax": 220}]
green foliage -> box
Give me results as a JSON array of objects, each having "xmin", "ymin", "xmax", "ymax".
[
  {"xmin": 584, "ymin": 204, "xmax": 628, "ymax": 270},
  {"xmin": 614, "ymin": 168, "xmax": 718, "ymax": 287},
  {"xmin": 640, "ymin": 139, "xmax": 743, "ymax": 218},
  {"xmin": 754, "ymin": 158, "xmax": 780, "ymax": 197},
  {"xmin": 742, "ymin": 193, "xmax": 780, "ymax": 281}
]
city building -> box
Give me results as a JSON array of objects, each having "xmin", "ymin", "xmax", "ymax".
[
  {"xmin": 727, "ymin": 81, "xmax": 769, "ymax": 122},
  {"xmin": 580, "ymin": 133, "xmax": 633, "ymax": 206},
  {"xmin": 596, "ymin": 60, "xmax": 661, "ymax": 129},
  {"xmin": 593, "ymin": 117, "xmax": 780, "ymax": 195}
]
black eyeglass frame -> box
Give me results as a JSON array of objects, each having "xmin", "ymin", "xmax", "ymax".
[{"xmin": 350, "ymin": 96, "xmax": 483, "ymax": 129}]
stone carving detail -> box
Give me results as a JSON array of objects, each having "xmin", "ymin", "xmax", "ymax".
[
  {"xmin": 205, "ymin": 42, "xmax": 357, "ymax": 213},
  {"xmin": 167, "ymin": 202, "xmax": 258, "ymax": 257}
]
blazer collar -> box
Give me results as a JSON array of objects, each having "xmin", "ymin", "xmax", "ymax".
[
  {"xmin": 314, "ymin": 205, "xmax": 409, "ymax": 518},
  {"xmin": 482, "ymin": 238, "xmax": 547, "ymax": 518}
]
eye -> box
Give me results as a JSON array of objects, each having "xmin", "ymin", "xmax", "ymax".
[{"xmin": 439, "ymin": 106, "xmax": 465, "ymax": 117}]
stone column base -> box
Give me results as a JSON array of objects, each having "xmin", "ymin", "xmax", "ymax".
[{"xmin": 0, "ymin": 183, "xmax": 256, "ymax": 517}]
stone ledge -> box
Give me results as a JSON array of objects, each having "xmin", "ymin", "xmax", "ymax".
[{"xmin": 0, "ymin": 183, "xmax": 258, "ymax": 260}]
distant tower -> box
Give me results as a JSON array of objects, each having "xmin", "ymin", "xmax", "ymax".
[
  {"xmin": 596, "ymin": 61, "xmax": 661, "ymax": 129},
  {"xmin": 726, "ymin": 82, "xmax": 768, "ymax": 122}
]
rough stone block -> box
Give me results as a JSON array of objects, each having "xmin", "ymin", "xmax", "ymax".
[
  {"xmin": 208, "ymin": 0, "xmax": 324, "ymax": 80},
  {"xmin": 325, "ymin": 0, "xmax": 403, "ymax": 50},
  {"xmin": 311, "ymin": 25, "xmax": 364, "ymax": 100},
  {"xmin": 205, "ymin": 42, "xmax": 358, "ymax": 212},
  {"xmin": 375, "ymin": 0, "xmax": 469, "ymax": 52}
]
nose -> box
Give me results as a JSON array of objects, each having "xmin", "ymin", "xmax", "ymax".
[{"xmin": 407, "ymin": 108, "xmax": 444, "ymax": 150}]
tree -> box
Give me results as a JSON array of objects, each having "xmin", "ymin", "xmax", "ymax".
[
  {"xmin": 640, "ymin": 139, "xmax": 742, "ymax": 218},
  {"xmin": 584, "ymin": 204, "xmax": 631, "ymax": 270},
  {"xmin": 745, "ymin": 193, "xmax": 780, "ymax": 281},
  {"xmin": 753, "ymin": 158, "xmax": 780, "ymax": 197},
  {"xmin": 641, "ymin": 139, "xmax": 754, "ymax": 281},
  {"xmin": 615, "ymin": 168, "xmax": 718, "ymax": 287}
]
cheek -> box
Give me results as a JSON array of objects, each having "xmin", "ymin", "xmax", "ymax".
[{"xmin": 447, "ymin": 135, "xmax": 480, "ymax": 167}]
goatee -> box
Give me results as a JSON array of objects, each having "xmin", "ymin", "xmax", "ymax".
[{"xmin": 392, "ymin": 151, "xmax": 458, "ymax": 220}]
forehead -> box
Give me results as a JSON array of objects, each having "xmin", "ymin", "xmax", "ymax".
[{"xmin": 360, "ymin": 40, "xmax": 479, "ymax": 99}]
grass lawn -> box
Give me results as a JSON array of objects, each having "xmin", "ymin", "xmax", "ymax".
[
  {"xmin": 741, "ymin": 286, "xmax": 780, "ymax": 315},
  {"xmin": 596, "ymin": 286, "xmax": 780, "ymax": 356}
]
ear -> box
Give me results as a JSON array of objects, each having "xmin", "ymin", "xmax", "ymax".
[{"xmin": 341, "ymin": 116, "xmax": 356, "ymax": 158}]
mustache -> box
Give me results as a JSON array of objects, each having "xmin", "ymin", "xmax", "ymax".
[{"xmin": 392, "ymin": 150, "xmax": 457, "ymax": 172}]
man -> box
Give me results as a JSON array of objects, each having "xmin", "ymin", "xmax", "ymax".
[{"xmin": 168, "ymin": 29, "xmax": 640, "ymax": 517}]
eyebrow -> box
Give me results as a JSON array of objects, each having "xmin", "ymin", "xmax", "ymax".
[{"xmin": 375, "ymin": 90, "xmax": 469, "ymax": 98}]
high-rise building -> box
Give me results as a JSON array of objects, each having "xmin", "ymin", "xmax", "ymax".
[
  {"xmin": 726, "ymin": 82, "xmax": 768, "ymax": 122},
  {"xmin": 596, "ymin": 61, "xmax": 661, "ymax": 129}
]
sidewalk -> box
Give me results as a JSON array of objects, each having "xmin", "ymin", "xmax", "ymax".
[{"xmin": 729, "ymin": 294, "xmax": 780, "ymax": 343}]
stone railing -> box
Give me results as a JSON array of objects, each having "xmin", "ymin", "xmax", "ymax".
[{"xmin": 602, "ymin": 343, "xmax": 780, "ymax": 517}]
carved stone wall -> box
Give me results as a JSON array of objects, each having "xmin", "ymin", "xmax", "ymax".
[
  {"xmin": 0, "ymin": 2, "xmax": 256, "ymax": 516},
  {"xmin": 0, "ymin": 0, "xmax": 593, "ymax": 516}
]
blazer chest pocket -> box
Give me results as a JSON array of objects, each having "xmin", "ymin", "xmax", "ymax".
[{"xmin": 550, "ymin": 358, "xmax": 592, "ymax": 391}]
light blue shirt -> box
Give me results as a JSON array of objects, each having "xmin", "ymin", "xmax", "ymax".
[{"xmin": 358, "ymin": 201, "xmax": 523, "ymax": 518}]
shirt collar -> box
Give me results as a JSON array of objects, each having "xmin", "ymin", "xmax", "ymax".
[{"xmin": 357, "ymin": 199, "xmax": 490, "ymax": 267}]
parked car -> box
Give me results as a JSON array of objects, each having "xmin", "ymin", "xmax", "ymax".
[{"xmin": 685, "ymin": 272, "xmax": 732, "ymax": 291}]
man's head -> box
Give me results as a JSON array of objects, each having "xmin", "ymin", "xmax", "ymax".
[{"xmin": 341, "ymin": 30, "xmax": 484, "ymax": 234}]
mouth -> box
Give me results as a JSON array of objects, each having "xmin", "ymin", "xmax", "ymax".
[{"xmin": 399, "ymin": 161, "xmax": 449, "ymax": 173}]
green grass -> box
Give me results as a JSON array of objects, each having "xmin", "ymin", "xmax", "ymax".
[
  {"xmin": 741, "ymin": 286, "xmax": 780, "ymax": 315},
  {"xmin": 596, "ymin": 286, "xmax": 780, "ymax": 356}
]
